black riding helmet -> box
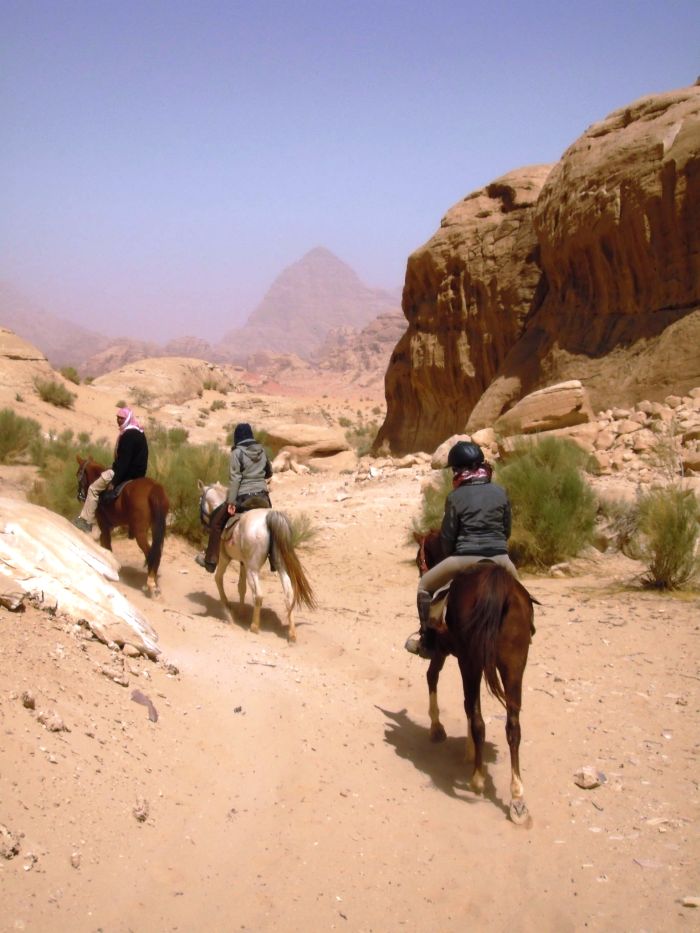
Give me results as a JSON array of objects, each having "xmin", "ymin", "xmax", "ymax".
[{"xmin": 447, "ymin": 441, "xmax": 484, "ymax": 470}]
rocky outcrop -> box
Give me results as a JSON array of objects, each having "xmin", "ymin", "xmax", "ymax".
[
  {"xmin": 378, "ymin": 84, "xmax": 700, "ymax": 454},
  {"xmin": 93, "ymin": 358, "xmax": 244, "ymax": 407},
  {"xmin": 375, "ymin": 166, "xmax": 552, "ymax": 453}
]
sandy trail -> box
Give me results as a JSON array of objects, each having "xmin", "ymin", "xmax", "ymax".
[{"xmin": 1, "ymin": 466, "xmax": 698, "ymax": 932}]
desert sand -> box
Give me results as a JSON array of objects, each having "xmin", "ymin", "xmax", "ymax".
[{"xmin": 1, "ymin": 382, "xmax": 699, "ymax": 933}]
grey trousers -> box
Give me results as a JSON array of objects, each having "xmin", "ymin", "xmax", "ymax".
[{"xmin": 418, "ymin": 553, "xmax": 519, "ymax": 599}]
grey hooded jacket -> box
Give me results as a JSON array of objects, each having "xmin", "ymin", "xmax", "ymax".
[{"xmin": 227, "ymin": 440, "xmax": 272, "ymax": 503}]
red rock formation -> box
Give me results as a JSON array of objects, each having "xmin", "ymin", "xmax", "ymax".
[
  {"xmin": 375, "ymin": 166, "xmax": 552, "ymax": 453},
  {"xmin": 378, "ymin": 84, "xmax": 700, "ymax": 454}
]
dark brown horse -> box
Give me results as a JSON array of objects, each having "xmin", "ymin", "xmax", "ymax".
[
  {"xmin": 76, "ymin": 455, "xmax": 169, "ymax": 597},
  {"xmin": 414, "ymin": 530, "xmax": 537, "ymax": 824}
]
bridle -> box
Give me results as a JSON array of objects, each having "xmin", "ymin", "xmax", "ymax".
[
  {"xmin": 199, "ymin": 484, "xmax": 225, "ymax": 528},
  {"xmin": 417, "ymin": 536, "xmax": 429, "ymax": 575},
  {"xmin": 76, "ymin": 460, "xmax": 90, "ymax": 502}
]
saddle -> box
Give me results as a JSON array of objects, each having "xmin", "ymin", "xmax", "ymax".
[
  {"xmin": 222, "ymin": 494, "xmax": 271, "ymax": 537},
  {"xmin": 99, "ymin": 480, "xmax": 132, "ymax": 505}
]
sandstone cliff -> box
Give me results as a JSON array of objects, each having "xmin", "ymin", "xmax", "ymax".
[{"xmin": 377, "ymin": 84, "xmax": 700, "ymax": 454}]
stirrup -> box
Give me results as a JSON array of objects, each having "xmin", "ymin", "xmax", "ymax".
[{"xmin": 404, "ymin": 632, "xmax": 433, "ymax": 659}]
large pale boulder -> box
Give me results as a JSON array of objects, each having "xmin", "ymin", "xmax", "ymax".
[
  {"xmin": 493, "ymin": 381, "xmax": 594, "ymax": 435},
  {"xmin": 263, "ymin": 422, "xmax": 349, "ymax": 452},
  {"xmin": 0, "ymin": 498, "xmax": 159, "ymax": 658}
]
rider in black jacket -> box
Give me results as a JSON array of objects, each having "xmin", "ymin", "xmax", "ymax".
[
  {"xmin": 405, "ymin": 441, "xmax": 518, "ymax": 658},
  {"xmin": 74, "ymin": 407, "xmax": 148, "ymax": 533}
]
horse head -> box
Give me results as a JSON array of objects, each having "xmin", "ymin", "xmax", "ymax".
[
  {"xmin": 197, "ymin": 479, "xmax": 227, "ymax": 527},
  {"xmin": 413, "ymin": 529, "xmax": 443, "ymax": 575},
  {"xmin": 76, "ymin": 455, "xmax": 103, "ymax": 502}
]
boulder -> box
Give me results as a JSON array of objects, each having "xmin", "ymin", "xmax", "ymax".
[{"xmin": 494, "ymin": 380, "xmax": 593, "ymax": 435}]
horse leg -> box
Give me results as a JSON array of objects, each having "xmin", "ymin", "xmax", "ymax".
[
  {"xmin": 500, "ymin": 662, "xmax": 531, "ymax": 825},
  {"xmin": 426, "ymin": 653, "xmax": 447, "ymax": 742},
  {"xmin": 237, "ymin": 562, "xmax": 246, "ymax": 606},
  {"xmin": 133, "ymin": 527, "xmax": 158, "ymax": 598},
  {"xmin": 278, "ymin": 569, "xmax": 296, "ymax": 643},
  {"xmin": 458, "ymin": 658, "xmax": 486, "ymax": 793},
  {"xmin": 246, "ymin": 567, "xmax": 263, "ymax": 634},
  {"xmin": 214, "ymin": 552, "xmax": 236, "ymax": 624}
]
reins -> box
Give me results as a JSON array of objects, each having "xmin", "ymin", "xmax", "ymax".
[
  {"xmin": 76, "ymin": 461, "xmax": 89, "ymax": 502},
  {"xmin": 417, "ymin": 536, "xmax": 429, "ymax": 575}
]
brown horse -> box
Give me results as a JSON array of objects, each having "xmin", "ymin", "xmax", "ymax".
[
  {"xmin": 414, "ymin": 530, "xmax": 537, "ymax": 824},
  {"xmin": 76, "ymin": 455, "xmax": 169, "ymax": 597}
]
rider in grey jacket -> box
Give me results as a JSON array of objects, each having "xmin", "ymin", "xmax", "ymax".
[{"xmin": 196, "ymin": 423, "xmax": 273, "ymax": 572}]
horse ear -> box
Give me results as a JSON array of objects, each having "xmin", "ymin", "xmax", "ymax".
[
  {"xmin": 197, "ymin": 479, "xmax": 204, "ymax": 491},
  {"xmin": 76, "ymin": 454, "xmax": 84, "ymax": 465},
  {"xmin": 412, "ymin": 530, "xmax": 423, "ymax": 543}
]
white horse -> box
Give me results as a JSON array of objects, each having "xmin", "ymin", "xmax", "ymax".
[{"xmin": 197, "ymin": 481, "xmax": 316, "ymax": 642}]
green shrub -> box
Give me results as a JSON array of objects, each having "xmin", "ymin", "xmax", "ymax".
[
  {"xmin": 287, "ymin": 512, "xmax": 319, "ymax": 549},
  {"xmin": 29, "ymin": 433, "xmax": 112, "ymax": 516},
  {"xmin": 413, "ymin": 469, "xmax": 453, "ymax": 536},
  {"xmin": 59, "ymin": 366, "xmax": 80, "ymax": 385},
  {"xmin": 33, "ymin": 377, "xmax": 76, "ymax": 409},
  {"xmin": 210, "ymin": 399, "xmax": 226, "ymax": 412},
  {"xmin": 344, "ymin": 419, "xmax": 380, "ymax": 457},
  {"xmin": 0, "ymin": 409, "xmax": 42, "ymax": 464},
  {"xmin": 83, "ymin": 375, "xmax": 95, "ymax": 385},
  {"xmin": 629, "ymin": 485, "xmax": 699, "ymax": 589},
  {"xmin": 597, "ymin": 497, "xmax": 639, "ymax": 554},
  {"xmin": 149, "ymin": 442, "xmax": 229, "ymax": 543},
  {"xmin": 496, "ymin": 436, "xmax": 597, "ymax": 569}
]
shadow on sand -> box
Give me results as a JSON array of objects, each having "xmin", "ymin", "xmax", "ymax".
[
  {"xmin": 186, "ymin": 589, "xmax": 306, "ymax": 642},
  {"xmin": 377, "ymin": 705, "xmax": 509, "ymax": 817}
]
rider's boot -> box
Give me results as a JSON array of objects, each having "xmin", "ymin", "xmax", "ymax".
[{"xmin": 405, "ymin": 591, "xmax": 435, "ymax": 658}]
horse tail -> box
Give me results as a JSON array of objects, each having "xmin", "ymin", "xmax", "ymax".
[
  {"xmin": 146, "ymin": 483, "xmax": 169, "ymax": 575},
  {"xmin": 453, "ymin": 563, "xmax": 514, "ymax": 704},
  {"xmin": 266, "ymin": 511, "xmax": 316, "ymax": 611}
]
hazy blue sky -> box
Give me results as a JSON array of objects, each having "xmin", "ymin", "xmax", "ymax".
[{"xmin": 2, "ymin": 0, "xmax": 698, "ymax": 341}]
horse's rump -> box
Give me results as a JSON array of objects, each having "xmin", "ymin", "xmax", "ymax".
[{"xmin": 447, "ymin": 563, "xmax": 535, "ymax": 703}]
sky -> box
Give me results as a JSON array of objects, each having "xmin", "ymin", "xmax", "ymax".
[{"xmin": 2, "ymin": 0, "xmax": 698, "ymax": 342}]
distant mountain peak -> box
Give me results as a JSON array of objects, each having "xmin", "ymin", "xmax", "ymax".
[{"xmin": 218, "ymin": 248, "xmax": 401, "ymax": 362}]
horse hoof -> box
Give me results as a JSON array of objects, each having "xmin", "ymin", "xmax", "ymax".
[
  {"xmin": 287, "ymin": 632, "xmax": 297, "ymax": 644},
  {"xmin": 509, "ymin": 798, "xmax": 532, "ymax": 826},
  {"xmin": 470, "ymin": 773, "xmax": 486, "ymax": 795},
  {"xmin": 430, "ymin": 724, "xmax": 447, "ymax": 743}
]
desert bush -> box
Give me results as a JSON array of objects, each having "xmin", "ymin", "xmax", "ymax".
[
  {"xmin": 496, "ymin": 436, "xmax": 596, "ymax": 569},
  {"xmin": 413, "ymin": 469, "xmax": 453, "ymax": 536},
  {"xmin": 149, "ymin": 442, "xmax": 229, "ymax": 542},
  {"xmin": 0, "ymin": 409, "xmax": 42, "ymax": 464},
  {"xmin": 210, "ymin": 399, "xmax": 226, "ymax": 412},
  {"xmin": 59, "ymin": 366, "xmax": 80, "ymax": 385},
  {"xmin": 28, "ymin": 433, "xmax": 112, "ymax": 517},
  {"xmin": 33, "ymin": 377, "xmax": 76, "ymax": 409},
  {"xmin": 147, "ymin": 421, "xmax": 189, "ymax": 449},
  {"xmin": 344, "ymin": 418, "xmax": 380, "ymax": 457},
  {"xmin": 628, "ymin": 485, "xmax": 699, "ymax": 589},
  {"xmin": 287, "ymin": 511, "xmax": 319, "ymax": 549},
  {"xmin": 597, "ymin": 497, "xmax": 639, "ymax": 554}
]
